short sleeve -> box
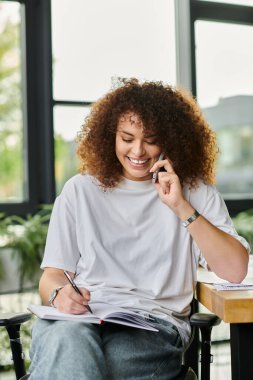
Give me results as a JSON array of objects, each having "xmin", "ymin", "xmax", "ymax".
[{"xmin": 41, "ymin": 181, "xmax": 80, "ymax": 272}]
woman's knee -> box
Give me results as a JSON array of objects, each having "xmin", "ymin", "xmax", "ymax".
[
  {"xmin": 29, "ymin": 321, "xmax": 107, "ymax": 380},
  {"xmin": 31, "ymin": 320, "xmax": 102, "ymax": 355}
]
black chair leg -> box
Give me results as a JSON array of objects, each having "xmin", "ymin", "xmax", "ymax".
[
  {"xmin": 0, "ymin": 312, "xmax": 32, "ymax": 379},
  {"xmin": 190, "ymin": 312, "xmax": 221, "ymax": 380},
  {"xmin": 6, "ymin": 323, "xmax": 26, "ymax": 380},
  {"xmin": 199, "ymin": 326, "xmax": 213, "ymax": 380}
]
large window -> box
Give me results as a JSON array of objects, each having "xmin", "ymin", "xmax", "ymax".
[
  {"xmin": 195, "ymin": 21, "xmax": 253, "ymax": 199},
  {"xmin": 190, "ymin": 0, "xmax": 253, "ymax": 213},
  {"xmin": 0, "ymin": 0, "xmax": 54, "ymax": 215},
  {"xmin": 0, "ymin": 1, "xmax": 27, "ymax": 203}
]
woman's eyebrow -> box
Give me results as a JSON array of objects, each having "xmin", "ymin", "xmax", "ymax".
[
  {"xmin": 118, "ymin": 130, "xmax": 157, "ymax": 138},
  {"xmin": 118, "ymin": 130, "xmax": 134, "ymax": 136}
]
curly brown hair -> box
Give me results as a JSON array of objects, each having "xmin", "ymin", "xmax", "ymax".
[{"xmin": 77, "ymin": 78, "xmax": 218, "ymax": 188}]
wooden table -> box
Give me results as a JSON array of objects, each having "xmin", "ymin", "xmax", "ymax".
[{"xmin": 196, "ymin": 280, "xmax": 253, "ymax": 380}]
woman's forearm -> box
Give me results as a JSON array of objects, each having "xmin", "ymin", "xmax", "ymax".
[
  {"xmin": 188, "ymin": 213, "xmax": 249, "ymax": 283},
  {"xmin": 175, "ymin": 201, "xmax": 249, "ymax": 283}
]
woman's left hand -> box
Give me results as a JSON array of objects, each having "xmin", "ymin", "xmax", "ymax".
[{"xmin": 150, "ymin": 158, "xmax": 188, "ymax": 214}]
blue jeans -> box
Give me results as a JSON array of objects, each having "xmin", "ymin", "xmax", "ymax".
[{"xmin": 29, "ymin": 316, "xmax": 184, "ymax": 380}]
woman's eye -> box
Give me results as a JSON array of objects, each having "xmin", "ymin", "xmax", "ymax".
[
  {"xmin": 146, "ymin": 140, "xmax": 157, "ymax": 145},
  {"xmin": 122, "ymin": 139, "xmax": 133, "ymax": 143}
]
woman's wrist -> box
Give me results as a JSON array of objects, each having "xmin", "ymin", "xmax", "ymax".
[
  {"xmin": 172, "ymin": 200, "xmax": 195, "ymax": 221},
  {"xmin": 48, "ymin": 286, "xmax": 64, "ymax": 307}
]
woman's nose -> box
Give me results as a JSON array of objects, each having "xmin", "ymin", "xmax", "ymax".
[{"xmin": 132, "ymin": 142, "xmax": 145, "ymax": 156}]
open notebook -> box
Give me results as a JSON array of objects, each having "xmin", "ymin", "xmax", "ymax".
[{"xmin": 28, "ymin": 303, "xmax": 158, "ymax": 332}]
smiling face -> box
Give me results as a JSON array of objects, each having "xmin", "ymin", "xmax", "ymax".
[{"xmin": 115, "ymin": 112, "xmax": 161, "ymax": 181}]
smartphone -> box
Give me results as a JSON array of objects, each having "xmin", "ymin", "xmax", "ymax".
[{"xmin": 152, "ymin": 152, "xmax": 165, "ymax": 184}]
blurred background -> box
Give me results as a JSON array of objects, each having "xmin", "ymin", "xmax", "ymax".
[{"xmin": 0, "ymin": 0, "xmax": 253, "ymax": 378}]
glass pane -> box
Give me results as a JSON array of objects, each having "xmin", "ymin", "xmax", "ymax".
[
  {"xmin": 0, "ymin": 1, "xmax": 27, "ymax": 203},
  {"xmin": 51, "ymin": 0, "xmax": 176, "ymax": 101},
  {"xmin": 195, "ymin": 21, "xmax": 253, "ymax": 199},
  {"xmin": 54, "ymin": 106, "xmax": 90, "ymax": 194},
  {"xmin": 198, "ymin": 0, "xmax": 253, "ymax": 5}
]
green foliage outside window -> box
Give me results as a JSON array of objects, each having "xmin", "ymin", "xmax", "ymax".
[
  {"xmin": 0, "ymin": 7, "xmax": 23, "ymax": 202},
  {"xmin": 0, "ymin": 9, "xmax": 78, "ymax": 200},
  {"xmin": 0, "ymin": 17, "xmax": 20, "ymax": 117},
  {"xmin": 55, "ymin": 134, "xmax": 79, "ymax": 194}
]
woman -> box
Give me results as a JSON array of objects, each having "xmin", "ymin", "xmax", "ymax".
[{"xmin": 29, "ymin": 79, "xmax": 249, "ymax": 380}]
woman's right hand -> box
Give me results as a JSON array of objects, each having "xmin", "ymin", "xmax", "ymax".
[
  {"xmin": 39, "ymin": 268, "xmax": 91, "ymax": 315},
  {"xmin": 53, "ymin": 284, "xmax": 91, "ymax": 314}
]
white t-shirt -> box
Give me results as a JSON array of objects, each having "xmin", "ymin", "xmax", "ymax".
[{"xmin": 41, "ymin": 174, "xmax": 250, "ymax": 346}]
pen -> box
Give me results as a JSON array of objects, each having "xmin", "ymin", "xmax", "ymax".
[{"xmin": 64, "ymin": 270, "xmax": 93, "ymax": 313}]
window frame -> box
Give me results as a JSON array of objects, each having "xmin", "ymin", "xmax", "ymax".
[{"xmin": 190, "ymin": 0, "xmax": 253, "ymax": 216}]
